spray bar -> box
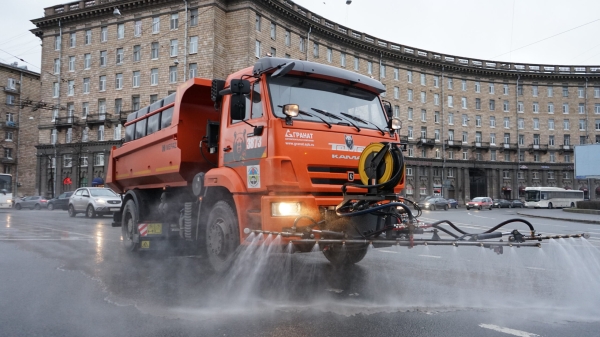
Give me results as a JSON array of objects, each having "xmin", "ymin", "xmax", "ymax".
[{"xmin": 289, "ymin": 239, "xmax": 542, "ymax": 248}]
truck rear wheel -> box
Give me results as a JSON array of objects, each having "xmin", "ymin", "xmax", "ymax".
[
  {"xmin": 122, "ymin": 200, "xmax": 139, "ymax": 252},
  {"xmin": 323, "ymin": 244, "xmax": 369, "ymax": 266},
  {"xmin": 206, "ymin": 201, "xmax": 240, "ymax": 273}
]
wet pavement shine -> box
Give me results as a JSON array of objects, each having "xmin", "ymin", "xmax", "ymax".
[{"xmin": 1, "ymin": 208, "xmax": 599, "ymax": 337}]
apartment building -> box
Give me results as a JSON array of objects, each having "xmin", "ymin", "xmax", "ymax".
[
  {"xmin": 0, "ymin": 62, "xmax": 40, "ymax": 197},
  {"xmin": 31, "ymin": 0, "xmax": 600, "ymax": 201}
]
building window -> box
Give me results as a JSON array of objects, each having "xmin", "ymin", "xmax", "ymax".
[
  {"xmin": 313, "ymin": 42, "xmax": 319, "ymax": 58},
  {"xmin": 579, "ymin": 119, "xmax": 586, "ymax": 131},
  {"xmin": 503, "ymin": 84, "xmax": 509, "ymax": 95},
  {"xmin": 114, "ymin": 48, "xmax": 124, "ymax": 64},
  {"xmin": 54, "ymin": 35, "xmax": 61, "ymax": 50},
  {"xmin": 82, "ymin": 102, "xmax": 89, "ymax": 119},
  {"xmin": 489, "ymin": 99, "xmax": 495, "ymax": 111},
  {"xmin": 52, "ymin": 82, "xmax": 59, "ymax": 98},
  {"xmin": 51, "ymin": 129, "xmax": 57, "ymax": 144},
  {"xmin": 407, "ymin": 89, "xmax": 413, "ymax": 101},
  {"xmin": 131, "ymin": 71, "xmax": 140, "ymax": 87},
  {"xmin": 448, "ymin": 95, "xmax": 453, "ymax": 107},
  {"xmin": 532, "ymin": 102, "xmax": 539, "ymax": 113},
  {"xmin": 380, "ymin": 64, "xmax": 386, "ymax": 78},
  {"xmin": 327, "ymin": 48, "xmax": 332, "ymax": 63},
  {"xmin": 489, "ymin": 82, "xmax": 495, "ymax": 94},
  {"xmin": 407, "ymin": 145, "xmax": 414, "ymax": 157},
  {"xmin": 170, "ymin": 39, "xmax": 178, "ymax": 57},
  {"xmin": 595, "ymin": 87, "xmax": 600, "ymax": 98},
  {"xmin": 101, "ymin": 26, "xmax": 107, "ymax": 42},
  {"xmin": 299, "ymin": 37, "xmax": 305, "ymax": 53},
  {"xmin": 170, "ymin": 13, "xmax": 179, "ymax": 30},
  {"xmin": 563, "ymin": 119, "xmax": 570, "ymax": 130},
  {"xmin": 98, "ymin": 125, "xmax": 105, "ymax": 141},
  {"xmin": 85, "ymin": 29, "xmax": 92, "ymax": 44},
  {"xmin": 169, "ymin": 66, "xmax": 178, "ymax": 83},
  {"xmin": 474, "ymin": 81, "xmax": 480, "ymax": 93},
  {"xmin": 270, "ymin": 22, "xmax": 276, "ymax": 39},
  {"xmin": 5, "ymin": 131, "xmax": 13, "ymax": 142},
  {"xmin": 547, "ymin": 86, "xmax": 554, "ymax": 97},
  {"xmin": 152, "ymin": 17, "xmax": 160, "ymax": 33},
  {"xmin": 151, "ymin": 68, "xmax": 158, "ymax": 85},
  {"xmin": 596, "ymin": 119, "xmax": 600, "ymax": 131},
  {"xmin": 68, "ymin": 56, "xmax": 75, "ymax": 71},
  {"xmin": 407, "ymin": 70, "xmax": 412, "ymax": 83},
  {"xmin": 490, "ymin": 116, "xmax": 496, "ymax": 127},
  {"xmin": 548, "ymin": 102, "xmax": 554, "ymax": 114},
  {"xmin": 421, "ymin": 109, "xmax": 427, "ymax": 122},
  {"xmin": 504, "ymin": 117, "xmax": 510, "ymax": 128},
  {"xmin": 433, "ymin": 75, "xmax": 439, "ymax": 87},
  {"xmin": 115, "ymin": 98, "xmax": 122, "ymax": 116},
  {"xmin": 502, "ymin": 100, "xmax": 508, "ymax": 112},
  {"xmin": 475, "ymin": 115, "xmax": 482, "ymax": 127},
  {"xmin": 66, "ymin": 127, "xmax": 73, "ymax": 143},
  {"xmin": 518, "ymin": 118, "xmax": 524, "ymax": 129},
  {"xmin": 407, "ymin": 108, "xmax": 413, "ymax": 120},
  {"xmin": 115, "ymin": 73, "xmax": 123, "ymax": 90},
  {"xmin": 434, "ymin": 111, "xmax": 440, "ymax": 123},
  {"xmin": 67, "ymin": 80, "xmax": 74, "ymax": 96},
  {"xmin": 420, "ymin": 91, "xmax": 426, "ymax": 103},
  {"xmin": 134, "ymin": 20, "xmax": 142, "ymax": 37},
  {"xmin": 490, "ymin": 133, "xmax": 496, "ymax": 145},
  {"xmin": 461, "ymin": 79, "xmax": 466, "ymax": 91},
  {"xmin": 434, "ymin": 93, "xmax": 439, "ymax": 105},
  {"xmin": 447, "ymin": 77, "xmax": 453, "ymax": 89},
  {"xmin": 132, "ymin": 96, "xmax": 140, "ymax": 111},
  {"xmin": 462, "ymin": 131, "xmax": 468, "ymax": 143},
  {"xmin": 84, "ymin": 53, "xmax": 91, "ymax": 69},
  {"xmin": 188, "ymin": 8, "xmax": 198, "ymax": 26},
  {"xmin": 99, "ymin": 50, "xmax": 107, "ymax": 67},
  {"xmin": 461, "ymin": 97, "xmax": 467, "ymax": 109},
  {"xmin": 94, "ymin": 153, "xmax": 105, "ymax": 166},
  {"xmin": 421, "ymin": 73, "xmax": 426, "ymax": 85},
  {"xmin": 563, "ymin": 85, "xmax": 569, "ymax": 97},
  {"xmin": 533, "ymin": 118, "xmax": 540, "ymax": 130},
  {"xmin": 54, "ymin": 58, "xmax": 60, "ymax": 74},
  {"xmin": 462, "ymin": 150, "xmax": 469, "ymax": 160},
  {"xmin": 448, "ymin": 151, "xmax": 454, "ymax": 160},
  {"xmin": 189, "ymin": 63, "xmax": 198, "ymax": 79},
  {"xmin": 117, "ymin": 23, "xmax": 124, "ymax": 39},
  {"xmin": 578, "ymin": 103, "xmax": 585, "ymax": 114},
  {"xmin": 99, "ymin": 76, "xmax": 106, "ymax": 91},
  {"xmin": 367, "ymin": 61, "xmax": 372, "ymax": 74},
  {"xmin": 462, "ymin": 114, "xmax": 468, "ymax": 126},
  {"xmin": 255, "ymin": 40, "xmax": 261, "ymax": 58},
  {"xmin": 256, "ymin": 14, "xmax": 261, "ymax": 31},
  {"xmin": 564, "ymin": 134, "xmax": 570, "ymax": 145},
  {"xmin": 448, "ymin": 112, "xmax": 454, "ymax": 125},
  {"xmin": 407, "ymin": 126, "xmax": 413, "ymax": 139},
  {"xmin": 475, "ymin": 98, "xmax": 481, "ymax": 110},
  {"xmin": 548, "ymin": 118, "xmax": 555, "ymax": 130},
  {"xmin": 578, "ymin": 86, "xmax": 584, "ymax": 98}
]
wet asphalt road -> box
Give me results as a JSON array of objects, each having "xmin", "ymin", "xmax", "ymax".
[{"xmin": 1, "ymin": 207, "xmax": 599, "ymax": 337}]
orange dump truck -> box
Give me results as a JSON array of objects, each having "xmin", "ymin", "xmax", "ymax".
[{"xmin": 107, "ymin": 57, "xmax": 407, "ymax": 271}]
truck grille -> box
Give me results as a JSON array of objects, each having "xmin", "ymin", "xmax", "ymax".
[{"xmin": 307, "ymin": 166, "xmax": 360, "ymax": 186}]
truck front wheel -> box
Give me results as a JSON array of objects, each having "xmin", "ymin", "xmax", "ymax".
[
  {"xmin": 122, "ymin": 200, "xmax": 139, "ymax": 251},
  {"xmin": 323, "ymin": 244, "xmax": 369, "ymax": 266},
  {"xmin": 206, "ymin": 201, "xmax": 240, "ymax": 273}
]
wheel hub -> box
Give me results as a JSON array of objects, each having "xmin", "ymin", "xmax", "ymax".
[{"xmin": 208, "ymin": 219, "xmax": 227, "ymax": 256}]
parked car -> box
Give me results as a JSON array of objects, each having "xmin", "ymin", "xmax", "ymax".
[
  {"xmin": 418, "ymin": 197, "xmax": 450, "ymax": 211},
  {"xmin": 466, "ymin": 197, "xmax": 493, "ymax": 210},
  {"xmin": 47, "ymin": 192, "xmax": 74, "ymax": 211},
  {"xmin": 492, "ymin": 199, "xmax": 511, "ymax": 208},
  {"xmin": 510, "ymin": 199, "xmax": 525, "ymax": 208},
  {"xmin": 447, "ymin": 199, "xmax": 459, "ymax": 209},
  {"xmin": 14, "ymin": 196, "xmax": 48, "ymax": 210},
  {"xmin": 68, "ymin": 187, "xmax": 122, "ymax": 218}
]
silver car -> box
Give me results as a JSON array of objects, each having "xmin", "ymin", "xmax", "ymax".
[{"xmin": 68, "ymin": 187, "xmax": 121, "ymax": 218}]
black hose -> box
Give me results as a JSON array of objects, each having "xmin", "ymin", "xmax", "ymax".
[
  {"xmin": 483, "ymin": 218, "xmax": 535, "ymax": 234},
  {"xmin": 428, "ymin": 219, "xmax": 469, "ymax": 235}
]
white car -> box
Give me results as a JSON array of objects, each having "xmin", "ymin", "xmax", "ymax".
[{"xmin": 68, "ymin": 187, "xmax": 122, "ymax": 218}]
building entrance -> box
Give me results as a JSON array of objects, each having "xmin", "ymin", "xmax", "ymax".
[{"xmin": 469, "ymin": 168, "xmax": 487, "ymax": 198}]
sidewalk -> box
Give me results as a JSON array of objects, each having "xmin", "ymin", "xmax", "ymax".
[{"xmin": 517, "ymin": 208, "xmax": 600, "ymax": 225}]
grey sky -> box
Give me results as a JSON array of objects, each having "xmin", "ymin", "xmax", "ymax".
[{"xmin": 1, "ymin": 0, "xmax": 599, "ymax": 73}]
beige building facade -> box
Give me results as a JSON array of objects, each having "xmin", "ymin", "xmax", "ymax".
[
  {"xmin": 0, "ymin": 62, "xmax": 40, "ymax": 197},
  {"xmin": 31, "ymin": 0, "xmax": 600, "ymax": 201}
]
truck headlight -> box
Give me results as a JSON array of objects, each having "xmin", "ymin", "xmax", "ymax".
[{"xmin": 271, "ymin": 202, "xmax": 301, "ymax": 217}]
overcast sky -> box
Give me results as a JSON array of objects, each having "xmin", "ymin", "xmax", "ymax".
[{"xmin": 1, "ymin": 0, "xmax": 599, "ymax": 73}]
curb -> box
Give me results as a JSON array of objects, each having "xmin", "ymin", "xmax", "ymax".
[{"xmin": 517, "ymin": 212, "xmax": 600, "ymax": 225}]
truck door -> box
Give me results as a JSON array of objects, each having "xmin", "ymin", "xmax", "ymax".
[{"xmin": 222, "ymin": 80, "xmax": 267, "ymax": 189}]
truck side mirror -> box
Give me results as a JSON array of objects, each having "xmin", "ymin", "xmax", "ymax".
[
  {"xmin": 382, "ymin": 100, "xmax": 393, "ymax": 118},
  {"xmin": 230, "ymin": 79, "xmax": 250, "ymax": 95}
]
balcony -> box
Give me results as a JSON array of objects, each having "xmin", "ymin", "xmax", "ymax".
[
  {"xmin": 4, "ymin": 121, "xmax": 18, "ymax": 129},
  {"xmin": 54, "ymin": 116, "xmax": 78, "ymax": 129},
  {"xmin": 471, "ymin": 141, "xmax": 490, "ymax": 151},
  {"xmin": 445, "ymin": 139, "xmax": 462, "ymax": 149},
  {"xmin": 1, "ymin": 157, "xmax": 15, "ymax": 164},
  {"xmin": 499, "ymin": 142, "xmax": 517, "ymax": 152},
  {"xmin": 417, "ymin": 137, "xmax": 436, "ymax": 147},
  {"xmin": 559, "ymin": 144, "xmax": 574, "ymax": 154},
  {"xmin": 528, "ymin": 143, "xmax": 548, "ymax": 154},
  {"xmin": 85, "ymin": 113, "xmax": 112, "ymax": 126}
]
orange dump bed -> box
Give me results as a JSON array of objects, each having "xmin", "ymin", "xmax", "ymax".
[{"xmin": 106, "ymin": 78, "xmax": 219, "ymax": 193}]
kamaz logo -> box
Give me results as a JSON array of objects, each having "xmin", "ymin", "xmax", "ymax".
[{"xmin": 332, "ymin": 154, "xmax": 360, "ymax": 160}]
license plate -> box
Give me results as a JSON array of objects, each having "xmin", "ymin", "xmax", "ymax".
[
  {"xmin": 141, "ymin": 241, "xmax": 150, "ymax": 249},
  {"xmin": 110, "ymin": 208, "xmax": 120, "ymax": 211},
  {"xmin": 147, "ymin": 223, "xmax": 162, "ymax": 235}
]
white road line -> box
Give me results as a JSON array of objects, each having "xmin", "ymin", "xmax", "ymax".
[
  {"xmin": 418, "ymin": 254, "xmax": 441, "ymax": 258},
  {"xmin": 479, "ymin": 324, "xmax": 539, "ymax": 337},
  {"xmin": 525, "ymin": 267, "xmax": 546, "ymax": 271},
  {"xmin": 377, "ymin": 249, "xmax": 398, "ymax": 254}
]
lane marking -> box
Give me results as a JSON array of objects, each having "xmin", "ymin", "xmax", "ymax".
[
  {"xmin": 479, "ymin": 324, "xmax": 539, "ymax": 337},
  {"xmin": 418, "ymin": 254, "xmax": 441, "ymax": 258},
  {"xmin": 377, "ymin": 249, "xmax": 398, "ymax": 254},
  {"xmin": 525, "ymin": 267, "xmax": 546, "ymax": 271}
]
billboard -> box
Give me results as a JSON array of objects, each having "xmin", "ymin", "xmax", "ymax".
[{"xmin": 574, "ymin": 144, "xmax": 600, "ymax": 179}]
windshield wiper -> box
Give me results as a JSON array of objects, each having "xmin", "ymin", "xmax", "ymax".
[
  {"xmin": 341, "ymin": 112, "xmax": 385, "ymax": 135},
  {"xmin": 299, "ymin": 110, "xmax": 332, "ymax": 128},
  {"xmin": 311, "ymin": 108, "xmax": 360, "ymax": 132}
]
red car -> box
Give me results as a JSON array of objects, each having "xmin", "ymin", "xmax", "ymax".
[{"xmin": 466, "ymin": 197, "xmax": 493, "ymax": 210}]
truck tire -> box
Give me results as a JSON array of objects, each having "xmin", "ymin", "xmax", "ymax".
[
  {"xmin": 122, "ymin": 200, "xmax": 139, "ymax": 251},
  {"xmin": 206, "ymin": 201, "xmax": 240, "ymax": 273},
  {"xmin": 86, "ymin": 204, "xmax": 96, "ymax": 218},
  {"xmin": 323, "ymin": 244, "xmax": 369, "ymax": 266}
]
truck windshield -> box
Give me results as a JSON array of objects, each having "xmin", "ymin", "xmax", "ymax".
[
  {"xmin": 525, "ymin": 191, "xmax": 540, "ymax": 202},
  {"xmin": 268, "ymin": 76, "xmax": 387, "ymax": 131}
]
